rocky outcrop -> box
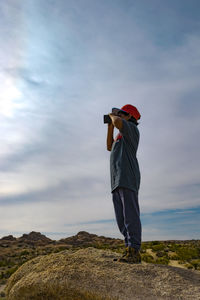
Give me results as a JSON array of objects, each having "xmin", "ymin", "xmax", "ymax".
[
  {"xmin": 0, "ymin": 231, "xmax": 53, "ymax": 248},
  {"xmin": 6, "ymin": 247, "xmax": 200, "ymax": 300},
  {"xmin": 18, "ymin": 231, "xmax": 52, "ymax": 243},
  {"xmin": 59, "ymin": 231, "xmax": 122, "ymax": 248},
  {"xmin": 0, "ymin": 235, "xmax": 16, "ymax": 241},
  {"xmin": 0, "ymin": 231, "xmax": 122, "ymax": 248}
]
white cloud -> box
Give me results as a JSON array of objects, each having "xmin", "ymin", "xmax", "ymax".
[
  {"xmin": 0, "ymin": 77, "xmax": 23, "ymax": 117},
  {"xmin": 0, "ymin": 0, "xmax": 200, "ymax": 239}
]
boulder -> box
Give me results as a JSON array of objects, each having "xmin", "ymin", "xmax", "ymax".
[
  {"xmin": 59, "ymin": 231, "xmax": 122, "ymax": 248},
  {"xmin": 0, "ymin": 235, "xmax": 16, "ymax": 241},
  {"xmin": 18, "ymin": 231, "xmax": 52, "ymax": 243},
  {"xmin": 6, "ymin": 247, "xmax": 200, "ymax": 300},
  {"xmin": 17, "ymin": 231, "xmax": 52, "ymax": 247}
]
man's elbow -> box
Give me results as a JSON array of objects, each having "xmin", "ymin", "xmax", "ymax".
[
  {"xmin": 113, "ymin": 119, "xmax": 122, "ymax": 130},
  {"xmin": 107, "ymin": 145, "xmax": 112, "ymax": 151}
]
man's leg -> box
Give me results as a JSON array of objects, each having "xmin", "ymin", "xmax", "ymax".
[
  {"xmin": 112, "ymin": 188, "xmax": 128, "ymax": 247},
  {"xmin": 118, "ymin": 188, "xmax": 141, "ymax": 251}
]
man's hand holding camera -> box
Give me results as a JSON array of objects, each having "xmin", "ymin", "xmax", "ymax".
[
  {"xmin": 108, "ymin": 113, "xmax": 122, "ymax": 130},
  {"xmin": 104, "ymin": 108, "xmax": 120, "ymax": 124}
]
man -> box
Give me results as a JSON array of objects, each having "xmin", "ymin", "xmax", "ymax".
[{"xmin": 107, "ymin": 104, "xmax": 141, "ymax": 263}]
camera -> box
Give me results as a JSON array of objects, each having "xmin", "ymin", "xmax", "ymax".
[
  {"xmin": 103, "ymin": 108, "xmax": 120, "ymax": 124},
  {"xmin": 103, "ymin": 114, "xmax": 112, "ymax": 124}
]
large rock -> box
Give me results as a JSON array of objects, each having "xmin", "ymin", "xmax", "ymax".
[
  {"xmin": 18, "ymin": 231, "xmax": 52, "ymax": 243},
  {"xmin": 0, "ymin": 235, "xmax": 16, "ymax": 241},
  {"xmin": 59, "ymin": 231, "xmax": 122, "ymax": 248},
  {"xmin": 6, "ymin": 248, "xmax": 200, "ymax": 300}
]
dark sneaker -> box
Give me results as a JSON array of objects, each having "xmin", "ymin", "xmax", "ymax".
[
  {"xmin": 113, "ymin": 247, "xmax": 128, "ymax": 262},
  {"xmin": 118, "ymin": 247, "xmax": 141, "ymax": 264}
]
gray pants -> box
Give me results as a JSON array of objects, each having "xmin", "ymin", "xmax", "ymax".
[{"xmin": 112, "ymin": 187, "xmax": 141, "ymax": 250}]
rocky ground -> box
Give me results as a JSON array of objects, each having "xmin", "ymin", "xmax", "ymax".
[{"xmin": 5, "ymin": 247, "xmax": 200, "ymax": 300}]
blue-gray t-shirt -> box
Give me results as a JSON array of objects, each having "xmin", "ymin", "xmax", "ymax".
[{"xmin": 110, "ymin": 119, "xmax": 141, "ymax": 193}]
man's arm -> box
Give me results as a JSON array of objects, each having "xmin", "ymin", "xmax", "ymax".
[
  {"xmin": 107, "ymin": 123, "xmax": 114, "ymax": 151},
  {"xmin": 109, "ymin": 113, "xmax": 123, "ymax": 130},
  {"xmin": 106, "ymin": 113, "xmax": 124, "ymax": 151}
]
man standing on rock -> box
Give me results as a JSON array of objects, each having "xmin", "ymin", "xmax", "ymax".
[{"xmin": 106, "ymin": 104, "xmax": 142, "ymax": 263}]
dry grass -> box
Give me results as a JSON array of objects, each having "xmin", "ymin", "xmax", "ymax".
[{"xmin": 6, "ymin": 283, "xmax": 118, "ymax": 300}]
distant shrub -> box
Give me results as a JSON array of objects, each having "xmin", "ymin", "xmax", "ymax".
[
  {"xmin": 151, "ymin": 244, "xmax": 165, "ymax": 252},
  {"xmin": 155, "ymin": 257, "xmax": 169, "ymax": 265},
  {"xmin": 0, "ymin": 259, "xmax": 15, "ymax": 268},
  {"xmin": 93, "ymin": 243, "xmax": 106, "ymax": 249},
  {"xmin": 169, "ymin": 244, "xmax": 182, "ymax": 252},
  {"xmin": 156, "ymin": 251, "xmax": 166, "ymax": 257},
  {"xmin": 140, "ymin": 243, "xmax": 149, "ymax": 251},
  {"xmin": 176, "ymin": 247, "xmax": 199, "ymax": 261},
  {"xmin": 190, "ymin": 260, "xmax": 200, "ymax": 270},
  {"xmin": 57, "ymin": 246, "xmax": 69, "ymax": 252},
  {"xmin": 164, "ymin": 248, "xmax": 169, "ymax": 253},
  {"xmin": 140, "ymin": 249, "xmax": 146, "ymax": 254},
  {"xmin": 170, "ymin": 255, "xmax": 179, "ymax": 260},
  {"xmin": 178, "ymin": 260, "xmax": 185, "ymax": 265},
  {"xmin": 1, "ymin": 266, "xmax": 18, "ymax": 279},
  {"xmin": 186, "ymin": 264, "xmax": 193, "ymax": 270},
  {"xmin": 141, "ymin": 254, "xmax": 155, "ymax": 263},
  {"xmin": 53, "ymin": 248, "xmax": 61, "ymax": 253},
  {"xmin": 0, "ymin": 261, "xmax": 7, "ymax": 267},
  {"xmin": 20, "ymin": 250, "xmax": 30, "ymax": 256},
  {"xmin": 101, "ymin": 244, "xmax": 113, "ymax": 250},
  {"xmin": 151, "ymin": 241, "xmax": 160, "ymax": 246}
]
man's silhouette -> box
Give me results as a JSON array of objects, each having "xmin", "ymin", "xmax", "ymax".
[{"xmin": 107, "ymin": 104, "xmax": 141, "ymax": 263}]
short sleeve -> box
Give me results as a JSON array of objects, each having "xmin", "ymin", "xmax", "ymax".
[
  {"xmin": 120, "ymin": 120, "xmax": 133, "ymax": 139},
  {"xmin": 120, "ymin": 119, "xmax": 139, "ymax": 150}
]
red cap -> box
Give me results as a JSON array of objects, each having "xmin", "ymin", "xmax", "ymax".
[{"xmin": 120, "ymin": 104, "xmax": 141, "ymax": 120}]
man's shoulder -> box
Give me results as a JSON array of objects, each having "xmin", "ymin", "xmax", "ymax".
[{"xmin": 121, "ymin": 120, "xmax": 139, "ymax": 135}]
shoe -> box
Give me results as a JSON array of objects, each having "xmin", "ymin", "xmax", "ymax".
[
  {"xmin": 118, "ymin": 246, "xmax": 141, "ymax": 264},
  {"xmin": 113, "ymin": 247, "xmax": 128, "ymax": 261}
]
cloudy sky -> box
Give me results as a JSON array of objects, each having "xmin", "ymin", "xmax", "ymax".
[{"xmin": 0, "ymin": 0, "xmax": 200, "ymax": 241}]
